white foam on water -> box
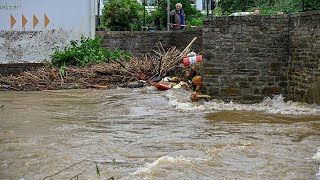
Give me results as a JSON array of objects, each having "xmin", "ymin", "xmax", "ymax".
[
  {"xmin": 126, "ymin": 107, "xmax": 154, "ymax": 117},
  {"xmin": 131, "ymin": 155, "xmax": 191, "ymax": 175},
  {"xmin": 313, "ymin": 147, "xmax": 320, "ymax": 163},
  {"xmin": 165, "ymin": 90, "xmax": 207, "ymax": 111},
  {"xmin": 316, "ymin": 169, "xmax": 320, "ymax": 180},
  {"xmin": 166, "ymin": 91, "xmax": 320, "ymax": 116}
]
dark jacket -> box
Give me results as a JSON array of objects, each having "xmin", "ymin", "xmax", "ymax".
[{"xmin": 170, "ymin": 9, "xmax": 186, "ymax": 30}]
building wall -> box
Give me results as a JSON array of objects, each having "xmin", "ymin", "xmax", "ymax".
[
  {"xmin": 201, "ymin": 11, "xmax": 320, "ymax": 104},
  {"xmin": 0, "ymin": 30, "xmax": 81, "ymax": 63},
  {"xmin": 0, "ymin": 0, "xmax": 95, "ymax": 63},
  {"xmin": 288, "ymin": 11, "xmax": 320, "ymax": 104},
  {"xmin": 202, "ymin": 14, "xmax": 290, "ymax": 103}
]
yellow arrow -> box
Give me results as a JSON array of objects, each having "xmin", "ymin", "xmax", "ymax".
[
  {"xmin": 33, "ymin": 14, "xmax": 39, "ymax": 29},
  {"xmin": 10, "ymin": 15, "xmax": 16, "ymax": 29},
  {"xmin": 22, "ymin": 14, "xmax": 28, "ymax": 29},
  {"xmin": 44, "ymin": 14, "xmax": 50, "ymax": 28}
]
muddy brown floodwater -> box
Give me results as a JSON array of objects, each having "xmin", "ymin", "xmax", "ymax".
[{"xmin": 0, "ymin": 88, "xmax": 319, "ymax": 179}]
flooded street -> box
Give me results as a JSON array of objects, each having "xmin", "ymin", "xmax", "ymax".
[{"xmin": 0, "ymin": 88, "xmax": 320, "ymax": 179}]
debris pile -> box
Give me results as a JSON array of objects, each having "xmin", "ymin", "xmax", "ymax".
[{"xmin": 0, "ymin": 37, "xmax": 210, "ymax": 101}]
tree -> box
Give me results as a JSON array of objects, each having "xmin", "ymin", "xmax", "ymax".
[
  {"xmin": 304, "ymin": 0, "xmax": 320, "ymax": 11},
  {"xmin": 101, "ymin": 0, "xmax": 144, "ymax": 31}
]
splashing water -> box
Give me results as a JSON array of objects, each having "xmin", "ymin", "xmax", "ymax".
[
  {"xmin": 313, "ymin": 147, "xmax": 320, "ymax": 163},
  {"xmin": 131, "ymin": 156, "xmax": 191, "ymax": 175},
  {"xmin": 166, "ymin": 91, "xmax": 320, "ymax": 116}
]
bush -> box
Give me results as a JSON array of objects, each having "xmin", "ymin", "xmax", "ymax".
[
  {"xmin": 304, "ymin": 0, "xmax": 320, "ymax": 11},
  {"xmin": 50, "ymin": 36, "xmax": 131, "ymax": 69},
  {"xmin": 101, "ymin": 0, "xmax": 144, "ymax": 31},
  {"xmin": 219, "ymin": 0, "xmax": 255, "ymax": 15},
  {"xmin": 218, "ymin": 0, "xmax": 320, "ymax": 15},
  {"xmin": 213, "ymin": 6, "xmax": 223, "ymax": 16},
  {"xmin": 187, "ymin": 16, "xmax": 206, "ymax": 26},
  {"xmin": 217, "ymin": 0, "xmax": 320, "ymax": 15},
  {"xmin": 269, "ymin": 0, "xmax": 301, "ymax": 13}
]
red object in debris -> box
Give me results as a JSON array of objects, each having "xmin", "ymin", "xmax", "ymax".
[
  {"xmin": 149, "ymin": 81, "xmax": 171, "ymax": 91},
  {"xmin": 183, "ymin": 55, "xmax": 202, "ymax": 67}
]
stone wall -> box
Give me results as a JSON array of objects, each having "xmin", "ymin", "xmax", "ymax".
[
  {"xmin": 202, "ymin": 15, "xmax": 290, "ymax": 103},
  {"xmin": 288, "ymin": 11, "xmax": 320, "ymax": 104},
  {"xmin": 96, "ymin": 29, "xmax": 202, "ymax": 57}
]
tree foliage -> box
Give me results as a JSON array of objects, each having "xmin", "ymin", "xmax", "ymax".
[
  {"xmin": 217, "ymin": 0, "xmax": 320, "ymax": 15},
  {"xmin": 219, "ymin": 0, "xmax": 255, "ymax": 14},
  {"xmin": 101, "ymin": 0, "xmax": 144, "ymax": 31},
  {"xmin": 304, "ymin": 0, "xmax": 320, "ymax": 11}
]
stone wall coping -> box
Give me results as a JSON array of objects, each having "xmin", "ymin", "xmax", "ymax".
[{"xmin": 96, "ymin": 29, "xmax": 202, "ymax": 35}]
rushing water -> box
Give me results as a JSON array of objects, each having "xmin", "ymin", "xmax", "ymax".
[{"xmin": 0, "ymin": 87, "xmax": 319, "ymax": 180}]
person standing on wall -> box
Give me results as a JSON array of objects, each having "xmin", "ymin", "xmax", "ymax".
[{"xmin": 170, "ymin": 3, "xmax": 186, "ymax": 30}]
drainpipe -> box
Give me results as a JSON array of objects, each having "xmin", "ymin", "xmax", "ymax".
[
  {"xmin": 90, "ymin": 0, "xmax": 96, "ymax": 37},
  {"xmin": 167, "ymin": 0, "xmax": 170, "ymax": 31},
  {"xmin": 143, "ymin": 0, "xmax": 146, "ymax": 27},
  {"xmin": 97, "ymin": 0, "xmax": 100, "ymax": 26},
  {"xmin": 206, "ymin": 0, "xmax": 209, "ymax": 17}
]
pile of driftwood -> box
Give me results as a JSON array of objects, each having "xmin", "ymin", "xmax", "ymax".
[{"xmin": 0, "ymin": 38, "xmax": 197, "ymax": 91}]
